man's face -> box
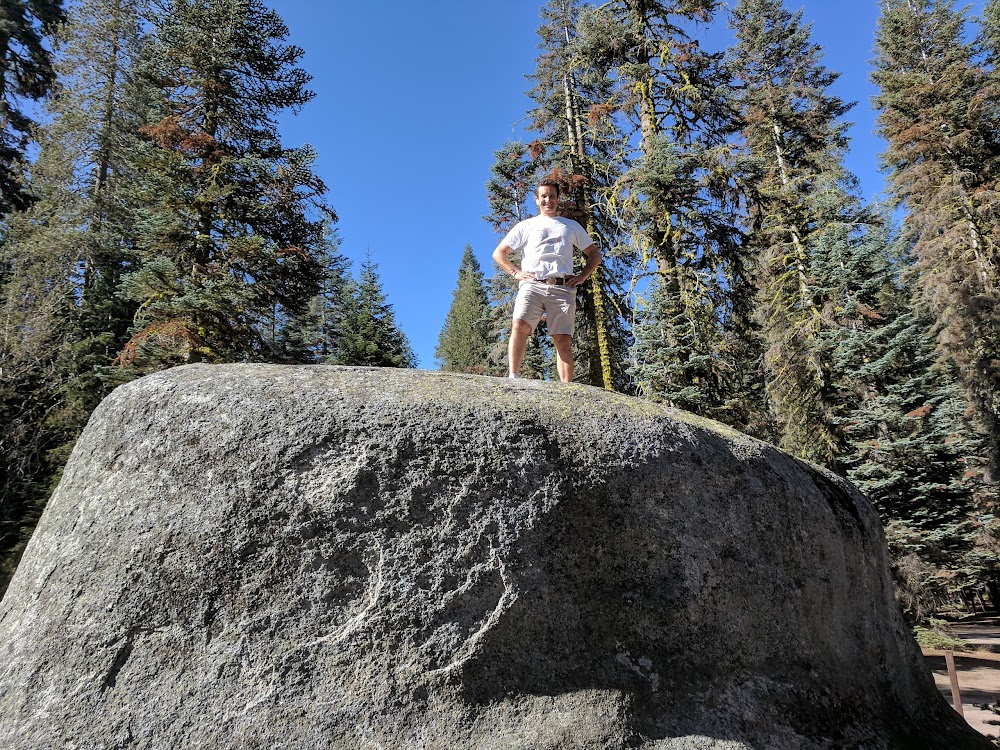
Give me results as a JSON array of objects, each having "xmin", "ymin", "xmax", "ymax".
[{"xmin": 535, "ymin": 186, "xmax": 559, "ymax": 217}]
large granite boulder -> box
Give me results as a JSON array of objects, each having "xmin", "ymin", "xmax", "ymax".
[{"xmin": 0, "ymin": 365, "xmax": 988, "ymax": 749}]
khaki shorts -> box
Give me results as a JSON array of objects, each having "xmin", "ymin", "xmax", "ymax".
[{"xmin": 512, "ymin": 280, "xmax": 577, "ymax": 335}]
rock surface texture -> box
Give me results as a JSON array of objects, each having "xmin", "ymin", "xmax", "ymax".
[{"xmin": 0, "ymin": 365, "xmax": 989, "ymax": 749}]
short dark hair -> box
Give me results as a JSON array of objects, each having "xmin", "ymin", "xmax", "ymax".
[{"xmin": 536, "ymin": 179, "xmax": 560, "ymax": 197}]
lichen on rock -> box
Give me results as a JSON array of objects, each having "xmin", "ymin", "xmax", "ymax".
[{"xmin": 0, "ymin": 365, "xmax": 988, "ymax": 749}]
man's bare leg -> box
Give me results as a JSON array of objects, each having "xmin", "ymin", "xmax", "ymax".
[
  {"xmin": 553, "ymin": 333, "xmax": 573, "ymax": 383},
  {"xmin": 508, "ymin": 319, "xmax": 533, "ymax": 376}
]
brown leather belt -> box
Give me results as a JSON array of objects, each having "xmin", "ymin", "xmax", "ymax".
[{"xmin": 535, "ymin": 277, "xmax": 566, "ymax": 285}]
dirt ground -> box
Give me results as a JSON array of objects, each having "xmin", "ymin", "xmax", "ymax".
[{"xmin": 922, "ymin": 615, "xmax": 1000, "ymax": 744}]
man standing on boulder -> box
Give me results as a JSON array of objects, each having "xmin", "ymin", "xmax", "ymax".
[{"xmin": 492, "ymin": 179, "xmax": 602, "ymax": 383}]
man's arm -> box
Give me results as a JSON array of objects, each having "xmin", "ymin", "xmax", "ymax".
[
  {"xmin": 566, "ymin": 244, "xmax": 601, "ymax": 288},
  {"xmin": 492, "ymin": 243, "xmax": 534, "ymax": 282}
]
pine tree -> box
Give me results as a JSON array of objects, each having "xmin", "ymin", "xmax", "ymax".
[
  {"xmin": 1, "ymin": 0, "xmax": 339, "ymax": 586},
  {"xmin": 574, "ymin": 0, "xmax": 754, "ymax": 418},
  {"xmin": 873, "ymin": 0, "xmax": 1000, "ymax": 475},
  {"xmin": 982, "ymin": 0, "xmax": 1000, "ymax": 59},
  {"xmin": 275, "ymin": 226, "xmax": 352, "ymax": 363},
  {"xmin": 45, "ymin": 0, "xmax": 152, "ymax": 412},
  {"xmin": 484, "ymin": 141, "xmax": 545, "ymax": 377},
  {"xmin": 0, "ymin": 199, "xmax": 77, "ymax": 590},
  {"xmin": 436, "ymin": 245, "xmax": 492, "ymax": 374},
  {"xmin": 0, "ymin": 0, "xmax": 147, "ymax": 587},
  {"xmin": 0, "ymin": 0, "xmax": 64, "ymax": 215},
  {"xmin": 335, "ymin": 255, "xmax": 416, "ymax": 368},
  {"xmin": 829, "ymin": 228, "xmax": 993, "ymax": 617},
  {"xmin": 525, "ymin": 0, "xmax": 634, "ymax": 391},
  {"xmin": 483, "ymin": 260, "xmax": 517, "ymax": 378},
  {"xmin": 727, "ymin": 0, "xmax": 873, "ymax": 464},
  {"xmin": 630, "ymin": 277, "xmax": 715, "ymax": 412},
  {"xmin": 118, "ymin": 0, "xmax": 331, "ymax": 370},
  {"xmin": 485, "ymin": 141, "xmax": 539, "ymax": 231}
]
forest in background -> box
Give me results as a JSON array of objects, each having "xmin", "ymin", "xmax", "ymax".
[{"xmin": 2, "ymin": 0, "xmax": 998, "ymax": 623}]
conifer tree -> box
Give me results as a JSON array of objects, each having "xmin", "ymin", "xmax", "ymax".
[
  {"xmin": 42, "ymin": 0, "xmax": 152, "ymax": 410},
  {"xmin": 119, "ymin": 0, "xmax": 331, "ymax": 370},
  {"xmin": 574, "ymin": 0, "xmax": 754, "ymax": 419},
  {"xmin": 521, "ymin": 328, "xmax": 556, "ymax": 380},
  {"xmin": 1, "ymin": 0, "xmax": 340, "ymax": 585},
  {"xmin": 436, "ymin": 245, "xmax": 492, "ymax": 374},
  {"xmin": 0, "ymin": 0, "xmax": 146, "ymax": 585},
  {"xmin": 0, "ymin": 0, "xmax": 64, "ymax": 215},
  {"xmin": 0, "ymin": 200, "xmax": 77, "ymax": 589},
  {"xmin": 274, "ymin": 227, "xmax": 352, "ymax": 363},
  {"xmin": 525, "ymin": 0, "xmax": 634, "ymax": 391},
  {"xmin": 728, "ymin": 0, "xmax": 870, "ymax": 463},
  {"xmin": 982, "ymin": 0, "xmax": 1000, "ymax": 58},
  {"xmin": 335, "ymin": 255, "xmax": 416, "ymax": 368},
  {"xmin": 485, "ymin": 141, "xmax": 539, "ymax": 231},
  {"xmin": 873, "ymin": 0, "xmax": 1000, "ymax": 474},
  {"xmin": 483, "ymin": 260, "xmax": 517, "ymax": 377},
  {"xmin": 828, "ymin": 227, "xmax": 994, "ymax": 617},
  {"xmin": 630, "ymin": 278, "xmax": 714, "ymax": 412},
  {"xmin": 484, "ymin": 141, "xmax": 545, "ymax": 377}
]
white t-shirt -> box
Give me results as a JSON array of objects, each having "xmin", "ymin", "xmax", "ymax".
[{"xmin": 501, "ymin": 215, "xmax": 593, "ymax": 280}]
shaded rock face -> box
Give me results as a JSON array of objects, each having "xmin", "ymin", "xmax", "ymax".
[{"xmin": 0, "ymin": 365, "xmax": 987, "ymax": 749}]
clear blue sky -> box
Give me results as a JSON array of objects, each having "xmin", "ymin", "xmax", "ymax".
[{"xmin": 272, "ymin": 0, "xmax": 987, "ymax": 368}]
